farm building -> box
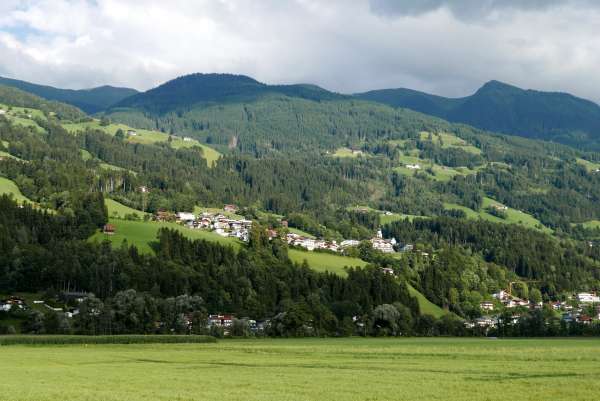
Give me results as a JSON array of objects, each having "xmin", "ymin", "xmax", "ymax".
[{"xmin": 103, "ymin": 224, "xmax": 116, "ymax": 235}]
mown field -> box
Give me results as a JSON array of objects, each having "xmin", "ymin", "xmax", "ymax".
[{"xmin": 0, "ymin": 337, "xmax": 599, "ymax": 401}]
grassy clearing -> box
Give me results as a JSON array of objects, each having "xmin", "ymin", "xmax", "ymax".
[
  {"xmin": 331, "ymin": 147, "xmax": 364, "ymax": 158},
  {"xmin": 62, "ymin": 120, "xmax": 221, "ymax": 166},
  {"xmin": 0, "ymin": 338, "xmax": 599, "ymax": 401},
  {"xmin": 395, "ymin": 153, "xmax": 479, "ymax": 182},
  {"xmin": 287, "ymin": 227, "xmax": 316, "ymax": 238},
  {"xmin": 288, "ymin": 249, "xmax": 367, "ymax": 276},
  {"xmin": 105, "ymin": 198, "xmax": 149, "ymax": 219},
  {"xmin": 407, "ymin": 284, "xmax": 446, "ymax": 318},
  {"xmin": 89, "ymin": 218, "xmax": 240, "ymax": 253},
  {"xmin": 419, "ymin": 131, "xmax": 482, "ymax": 155},
  {"xmin": 0, "ymin": 176, "xmax": 31, "ymax": 203},
  {"xmin": 444, "ymin": 197, "xmax": 551, "ymax": 233},
  {"xmin": 576, "ymin": 157, "xmax": 600, "ymax": 172}
]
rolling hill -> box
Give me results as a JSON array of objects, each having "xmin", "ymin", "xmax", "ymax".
[
  {"xmin": 0, "ymin": 76, "xmax": 138, "ymax": 114},
  {"xmin": 356, "ymin": 80, "xmax": 600, "ymax": 149}
]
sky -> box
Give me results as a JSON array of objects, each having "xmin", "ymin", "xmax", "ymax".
[{"xmin": 1, "ymin": 0, "xmax": 600, "ymax": 101}]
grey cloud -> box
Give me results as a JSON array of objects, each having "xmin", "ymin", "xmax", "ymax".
[{"xmin": 369, "ymin": 0, "xmax": 585, "ymax": 20}]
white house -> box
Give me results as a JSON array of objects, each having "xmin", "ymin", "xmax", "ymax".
[
  {"xmin": 0, "ymin": 109, "xmax": 6, "ymax": 115},
  {"xmin": 577, "ymin": 293, "xmax": 600, "ymax": 303},
  {"xmin": 480, "ymin": 301, "xmax": 494, "ymax": 311},
  {"xmin": 340, "ymin": 240, "xmax": 360, "ymax": 248},
  {"xmin": 176, "ymin": 212, "xmax": 196, "ymax": 222},
  {"xmin": 405, "ymin": 164, "xmax": 421, "ymax": 170}
]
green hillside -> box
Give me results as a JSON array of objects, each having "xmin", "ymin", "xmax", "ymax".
[
  {"xmin": 288, "ymin": 249, "xmax": 367, "ymax": 276},
  {"xmin": 0, "ymin": 176, "xmax": 31, "ymax": 203},
  {"xmin": 89, "ymin": 218, "xmax": 240, "ymax": 253},
  {"xmin": 63, "ymin": 119, "xmax": 221, "ymax": 166},
  {"xmin": 407, "ymin": 284, "xmax": 447, "ymax": 318},
  {"xmin": 105, "ymin": 198, "xmax": 149, "ymax": 219}
]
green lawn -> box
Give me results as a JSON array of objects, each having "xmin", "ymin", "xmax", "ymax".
[
  {"xmin": 1, "ymin": 338, "xmax": 599, "ymax": 401},
  {"xmin": 89, "ymin": 218, "xmax": 240, "ymax": 253},
  {"xmin": 288, "ymin": 249, "xmax": 367, "ymax": 276},
  {"xmin": 63, "ymin": 120, "xmax": 221, "ymax": 166}
]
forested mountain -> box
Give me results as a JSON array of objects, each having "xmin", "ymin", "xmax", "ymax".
[
  {"xmin": 356, "ymin": 80, "xmax": 600, "ymax": 150},
  {"xmin": 0, "ymin": 76, "xmax": 138, "ymax": 114},
  {"xmin": 112, "ymin": 73, "xmax": 345, "ymax": 114},
  {"xmin": 3, "ymin": 74, "xmax": 600, "ymax": 336}
]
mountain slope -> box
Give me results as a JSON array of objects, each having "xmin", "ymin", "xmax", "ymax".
[
  {"xmin": 0, "ymin": 84, "xmax": 86, "ymax": 121},
  {"xmin": 0, "ymin": 76, "xmax": 138, "ymax": 114},
  {"xmin": 356, "ymin": 80, "xmax": 600, "ymax": 149},
  {"xmin": 112, "ymin": 73, "xmax": 346, "ymax": 113}
]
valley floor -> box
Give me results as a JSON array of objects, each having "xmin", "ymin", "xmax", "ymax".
[{"xmin": 1, "ymin": 337, "xmax": 599, "ymax": 400}]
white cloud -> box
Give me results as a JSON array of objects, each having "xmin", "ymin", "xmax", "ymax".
[{"xmin": 0, "ymin": 0, "xmax": 600, "ymax": 102}]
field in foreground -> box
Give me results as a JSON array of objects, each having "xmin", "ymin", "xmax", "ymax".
[{"xmin": 1, "ymin": 338, "xmax": 599, "ymax": 401}]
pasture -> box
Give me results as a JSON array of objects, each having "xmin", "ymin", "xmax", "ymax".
[
  {"xmin": 443, "ymin": 196, "xmax": 551, "ymax": 233},
  {"xmin": 0, "ymin": 176, "xmax": 31, "ymax": 203},
  {"xmin": 288, "ymin": 249, "xmax": 367, "ymax": 275},
  {"xmin": 0, "ymin": 337, "xmax": 598, "ymax": 401},
  {"xmin": 89, "ymin": 218, "xmax": 241, "ymax": 253}
]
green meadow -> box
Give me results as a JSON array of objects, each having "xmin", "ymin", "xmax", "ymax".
[
  {"xmin": 0, "ymin": 338, "xmax": 599, "ymax": 401},
  {"xmin": 288, "ymin": 249, "xmax": 367, "ymax": 275},
  {"xmin": 444, "ymin": 196, "xmax": 551, "ymax": 233},
  {"xmin": 89, "ymin": 218, "xmax": 241, "ymax": 252},
  {"xmin": 0, "ymin": 176, "xmax": 31, "ymax": 203}
]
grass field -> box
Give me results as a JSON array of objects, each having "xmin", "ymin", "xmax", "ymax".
[
  {"xmin": 288, "ymin": 249, "xmax": 367, "ymax": 275},
  {"xmin": 105, "ymin": 198, "xmax": 149, "ymax": 219},
  {"xmin": 89, "ymin": 218, "xmax": 241, "ymax": 253},
  {"xmin": 0, "ymin": 338, "xmax": 599, "ymax": 401}
]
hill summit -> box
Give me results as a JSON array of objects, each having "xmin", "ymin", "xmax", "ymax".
[{"xmin": 113, "ymin": 73, "xmax": 346, "ymax": 113}]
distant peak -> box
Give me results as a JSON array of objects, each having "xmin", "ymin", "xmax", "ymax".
[{"xmin": 478, "ymin": 80, "xmax": 521, "ymax": 92}]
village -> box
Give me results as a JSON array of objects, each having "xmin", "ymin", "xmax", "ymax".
[
  {"xmin": 467, "ymin": 290, "xmax": 600, "ymax": 331},
  {"xmin": 148, "ymin": 205, "xmax": 403, "ymax": 255}
]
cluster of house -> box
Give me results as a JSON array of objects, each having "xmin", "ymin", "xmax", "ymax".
[
  {"xmin": 0, "ymin": 293, "xmax": 84, "ymax": 318},
  {"xmin": 468, "ymin": 291, "xmax": 600, "ymax": 330},
  {"xmin": 0, "ymin": 296, "xmax": 26, "ymax": 312},
  {"xmin": 155, "ymin": 205, "xmax": 253, "ymax": 242},
  {"xmin": 282, "ymin": 229, "xmax": 400, "ymax": 254},
  {"xmin": 405, "ymin": 163, "xmax": 421, "ymax": 170},
  {"xmin": 284, "ymin": 233, "xmax": 341, "ymax": 252}
]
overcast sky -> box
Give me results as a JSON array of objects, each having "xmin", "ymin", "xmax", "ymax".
[{"xmin": 1, "ymin": 0, "xmax": 600, "ymax": 101}]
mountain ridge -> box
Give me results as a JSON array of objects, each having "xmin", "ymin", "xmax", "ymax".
[
  {"xmin": 355, "ymin": 80, "xmax": 600, "ymax": 149},
  {"xmin": 0, "ymin": 76, "xmax": 138, "ymax": 114}
]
